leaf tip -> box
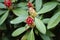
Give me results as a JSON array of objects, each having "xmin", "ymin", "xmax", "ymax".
[
  {"xmin": 10, "ymin": 21, "xmax": 13, "ymax": 24},
  {"xmin": 47, "ymin": 26, "xmax": 51, "ymax": 29},
  {"xmin": 12, "ymin": 32, "xmax": 17, "ymax": 37}
]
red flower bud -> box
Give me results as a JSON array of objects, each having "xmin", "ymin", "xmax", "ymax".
[
  {"xmin": 26, "ymin": 16, "xmax": 34, "ymax": 25},
  {"xmin": 4, "ymin": 0, "xmax": 12, "ymax": 7},
  {"xmin": 27, "ymin": 2, "xmax": 33, "ymax": 8}
]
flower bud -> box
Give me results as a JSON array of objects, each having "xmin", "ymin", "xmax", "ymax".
[
  {"xmin": 27, "ymin": 2, "xmax": 34, "ymax": 8},
  {"xmin": 28, "ymin": 7, "xmax": 37, "ymax": 18},
  {"xmin": 26, "ymin": 16, "xmax": 34, "ymax": 26},
  {"xmin": 4, "ymin": 0, "xmax": 12, "ymax": 7}
]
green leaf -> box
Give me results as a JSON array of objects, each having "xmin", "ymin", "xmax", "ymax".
[
  {"xmin": 35, "ymin": 29, "xmax": 38, "ymax": 35},
  {"xmin": 12, "ymin": 26, "xmax": 29, "ymax": 37},
  {"xmin": 30, "ymin": 0, "xmax": 34, "ymax": 2},
  {"xmin": 57, "ymin": 0, "xmax": 60, "ymax": 2},
  {"xmin": 0, "ymin": 10, "xmax": 7, "ymax": 15},
  {"xmin": 0, "ymin": 0, "xmax": 4, "ymax": 2},
  {"xmin": 38, "ymin": 2, "xmax": 58, "ymax": 14},
  {"xmin": 37, "ymin": 15, "xmax": 43, "ymax": 20},
  {"xmin": 10, "ymin": 12, "xmax": 28, "ymax": 24},
  {"xmin": 17, "ymin": 2, "xmax": 27, "ymax": 7},
  {"xmin": 0, "ymin": 3, "xmax": 6, "ymax": 8},
  {"xmin": 12, "ymin": 0, "xmax": 17, "ymax": 2},
  {"xmin": 58, "ymin": 3, "xmax": 60, "ymax": 5},
  {"xmin": 42, "ymin": 18, "xmax": 50, "ymax": 24},
  {"xmin": 46, "ymin": 31, "xmax": 55, "ymax": 37},
  {"xmin": 35, "ymin": 0, "xmax": 42, "ymax": 11},
  {"xmin": 17, "ymin": 2, "xmax": 28, "ymax": 10},
  {"xmin": 21, "ymin": 32, "xmax": 29, "ymax": 40},
  {"xmin": 21, "ymin": 7, "xmax": 28, "ymax": 10},
  {"xmin": 13, "ymin": 8, "xmax": 28, "ymax": 16},
  {"xmin": 27, "ymin": 29, "xmax": 35, "ymax": 40},
  {"xmin": 26, "ymin": 0, "xmax": 33, "ymax": 2},
  {"xmin": 40, "ymin": 34, "xmax": 51, "ymax": 40},
  {"xmin": 47, "ymin": 11, "xmax": 60, "ymax": 29},
  {"xmin": 0, "ymin": 11, "xmax": 9, "ymax": 25},
  {"xmin": 35, "ymin": 18, "xmax": 46, "ymax": 34}
]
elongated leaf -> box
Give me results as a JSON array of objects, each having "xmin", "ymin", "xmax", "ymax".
[
  {"xmin": 0, "ymin": 11, "xmax": 9, "ymax": 25},
  {"xmin": 27, "ymin": 29, "xmax": 35, "ymax": 40},
  {"xmin": 35, "ymin": 0, "xmax": 42, "ymax": 11},
  {"xmin": 0, "ymin": 10, "xmax": 7, "ymax": 15},
  {"xmin": 39, "ymin": 15, "xmax": 43, "ymax": 19},
  {"xmin": 26, "ymin": 0, "xmax": 33, "ymax": 2},
  {"xmin": 17, "ymin": 2, "xmax": 27, "ymax": 7},
  {"xmin": 42, "ymin": 18, "xmax": 50, "ymax": 24},
  {"xmin": 58, "ymin": 3, "xmax": 60, "ymax": 5},
  {"xmin": 17, "ymin": 2, "xmax": 28, "ymax": 10},
  {"xmin": 21, "ymin": 32, "xmax": 29, "ymax": 40},
  {"xmin": 12, "ymin": 0, "xmax": 17, "ymax": 2},
  {"xmin": 12, "ymin": 26, "xmax": 29, "ymax": 37},
  {"xmin": 47, "ymin": 11, "xmax": 60, "ymax": 29},
  {"xmin": 57, "ymin": 0, "xmax": 60, "ymax": 2},
  {"xmin": 40, "ymin": 34, "xmax": 51, "ymax": 40},
  {"xmin": 38, "ymin": 2, "xmax": 58, "ymax": 14},
  {"xmin": 10, "ymin": 13, "xmax": 28, "ymax": 24},
  {"xmin": 35, "ymin": 18, "xmax": 46, "ymax": 34},
  {"xmin": 30, "ymin": 0, "xmax": 34, "ymax": 2},
  {"xmin": 0, "ymin": 3, "xmax": 6, "ymax": 8},
  {"xmin": 0, "ymin": 0, "xmax": 4, "ymax": 2},
  {"xmin": 46, "ymin": 31, "xmax": 55, "ymax": 37},
  {"xmin": 13, "ymin": 8, "xmax": 28, "ymax": 16},
  {"xmin": 35, "ymin": 29, "xmax": 38, "ymax": 35}
]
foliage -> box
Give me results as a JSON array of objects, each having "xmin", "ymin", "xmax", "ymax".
[{"xmin": 0, "ymin": 0, "xmax": 60, "ymax": 40}]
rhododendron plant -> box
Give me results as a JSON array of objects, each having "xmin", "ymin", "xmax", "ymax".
[{"xmin": 0, "ymin": 0, "xmax": 60, "ymax": 40}]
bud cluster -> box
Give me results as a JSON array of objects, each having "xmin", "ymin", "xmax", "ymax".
[{"xmin": 4, "ymin": 0, "xmax": 12, "ymax": 7}]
